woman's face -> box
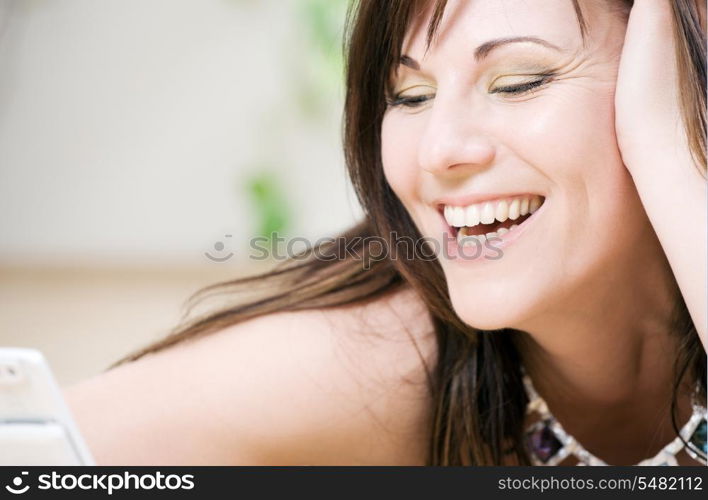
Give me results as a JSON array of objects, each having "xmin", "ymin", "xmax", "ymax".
[{"xmin": 381, "ymin": 0, "xmax": 653, "ymax": 330}]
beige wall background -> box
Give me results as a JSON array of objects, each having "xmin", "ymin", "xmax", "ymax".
[{"xmin": 0, "ymin": 0, "xmax": 360, "ymax": 385}]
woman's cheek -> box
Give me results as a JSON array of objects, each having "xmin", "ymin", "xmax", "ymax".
[
  {"xmin": 495, "ymin": 86, "xmax": 621, "ymax": 186},
  {"xmin": 381, "ymin": 114, "xmax": 423, "ymax": 205}
]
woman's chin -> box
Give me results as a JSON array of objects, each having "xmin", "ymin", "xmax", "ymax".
[
  {"xmin": 456, "ymin": 313, "xmax": 516, "ymax": 332},
  {"xmin": 448, "ymin": 287, "xmax": 534, "ymax": 332}
]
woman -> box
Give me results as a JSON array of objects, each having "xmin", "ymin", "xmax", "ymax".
[{"xmin": 66, "ymin": 0, "xmax": 707, "ymax": 466}]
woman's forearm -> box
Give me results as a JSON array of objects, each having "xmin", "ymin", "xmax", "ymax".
[{"xmin": 627, "ymin": 146, "xmax": 707, "ymax": 350}]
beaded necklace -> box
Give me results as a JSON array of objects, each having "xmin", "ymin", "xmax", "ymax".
[{"xmin": 523, "ymin": 373, "xmax": 708, "ymax": 466}]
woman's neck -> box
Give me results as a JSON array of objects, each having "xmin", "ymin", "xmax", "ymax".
[{"xmin": 511, "ymin": 240, "xmax": 697, "ymax": 464}]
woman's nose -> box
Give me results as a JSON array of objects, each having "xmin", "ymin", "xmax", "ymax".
[{"xmin": 417, "ymin": 96, "xmax": 496, "ymax": 176}]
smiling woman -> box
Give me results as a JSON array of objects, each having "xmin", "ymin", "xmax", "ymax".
[{"xmin": 65, "ymin": 0, "xmax": 707, "ymax": 466}]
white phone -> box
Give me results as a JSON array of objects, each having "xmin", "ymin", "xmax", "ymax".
[{"xmin": 0, "ymin": 347, "xmax": 94, "ymax": 465}]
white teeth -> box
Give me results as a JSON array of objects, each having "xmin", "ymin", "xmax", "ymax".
[
  {"xmin": 456, "ymin": 228, "xmax": 486, "ymax": 246},
  {"xmin": 480, "ymin": 202, "xmax": 495, "ymax": 224},
  {"xmin": 453, "ymin": 206, "xmax": 465, "ymax": 227},
  {"xmin": 519, "ymin": 198, "xmax": 530, "ymax": 216},
  {"xmin": 443, "ymin": 196, "xmax": 543, "ymax": 229},
  {"xmin": 456, "ymin": 224, "xmax": 519, "ymax": 249},
  {"xmin": 444, "ymin": 205, "xmax": 457, "ymax": 226},
  {"xmin": 464, "ymin": 204, "xmax": 480, "ymax": 227},
  {"xmin": 508, "ymin": 199, "xmax": 520, "ymax": 220},
  {"xmin": 529, "ymin": 195, "xmax": 542, "ymax": 214},
  {"xmin": 495, "ymin": 200, "xmax": 508, "ymax": 222}
]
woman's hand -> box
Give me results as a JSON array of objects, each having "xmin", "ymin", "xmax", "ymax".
[
  {"xmin": 614, "ymin": 0, "xmax": 707, "ymax": 350},
  {"xmin": 615, "ymin": 0, "xmax": 701, "ymax": 169}
]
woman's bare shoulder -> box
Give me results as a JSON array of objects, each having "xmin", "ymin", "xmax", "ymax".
[{"xmin": 65, "ymin": 285, "xmax": 436, "ymax": 465}]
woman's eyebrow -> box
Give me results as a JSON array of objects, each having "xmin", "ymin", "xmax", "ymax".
[
  {"xmin": 400, "ymin": 55, "xmax": 420, "ymax": 70},
  {"xmin": 474, "ymin": 36, "xmax": 562, "ymax": 61},
  {"xmin": 399, "ymin": 35, "xmax": 562, "ymax": 69}
]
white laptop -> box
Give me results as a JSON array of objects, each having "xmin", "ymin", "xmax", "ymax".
[{"xmin": 0, "ymin": 347, "xmax": 94, "ymax": 465}]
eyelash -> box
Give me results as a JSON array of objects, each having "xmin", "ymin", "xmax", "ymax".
[{"xmin": 386, "ymin": 74, "xmax": 554, "ymax": 108}]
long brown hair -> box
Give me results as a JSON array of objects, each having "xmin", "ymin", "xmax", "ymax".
[{"xmin": 116, "ymin": 0, "xmax": 706, "ymax": 465}]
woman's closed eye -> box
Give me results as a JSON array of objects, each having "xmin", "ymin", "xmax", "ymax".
[
  {"xmin": 386, "ymin": 86, "xmax": 435, "ymax": 109},
  {"xmin": 490, "ymin": 73, "xmax": 556, "ymax": 97},
  {"xmin": 386, "ymin": 73, "xmax": 556, "ymax": 108}
]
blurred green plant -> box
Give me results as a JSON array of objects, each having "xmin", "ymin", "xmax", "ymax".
[
  {"xmin": 296, "ymin": 0, "xmax": 348, "ymax": 117},
  {"xmin": 300, "ymin": 0, "xmax": 346, "ymax": 73},
  {"xmin": 238, "ymin": 0, "xmax": 348, "ymax": 242},
  {"xmin": 244, "ymin": 171, "xmax": 290, "ymax": 241}
]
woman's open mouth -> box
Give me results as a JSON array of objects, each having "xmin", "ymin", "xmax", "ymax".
[{"xmin": 441, "ymin": 195, "xmax": 545, "ymax": 247}]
